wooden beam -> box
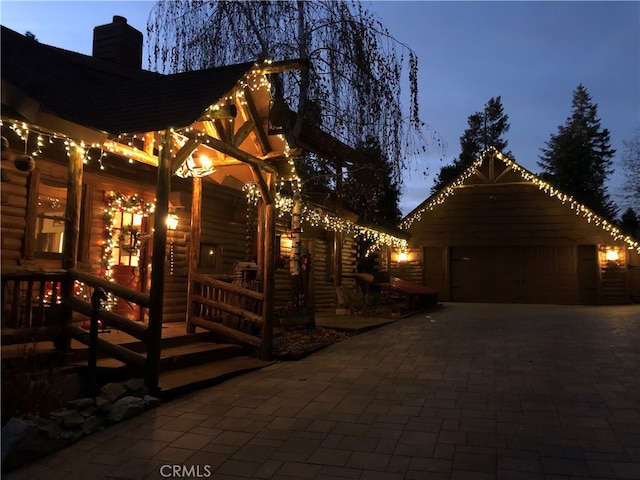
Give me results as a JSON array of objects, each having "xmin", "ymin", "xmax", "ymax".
[
  {"xmin": 67, "ymin": 297, "xmax": 147, "ymax": 341},
  {"xmin": 186, "ymin": 176, "xmax": 202, "ymax": 334},
  {"xmin": 242, "ymin": 86, "xmax": 271, "ymax": 155},
  {"xmin": 261, "ymin": 175, "xmax": 276, "ymax": 361},
  {"xmin": 258, "ymin": 58, "xmax": 309, "ymax": 74},
  {"xmin": 183, "ymin": 131, "xmax": 277, "ymax": 174},
  {"xmin": 198, "ymin": 104, "xmax": 237, "ymax": 121},
  {"xmin": 251, "ymin": 165, "xmax": 273, "ymax": 205},
  {"xmin": 145, "ymin": 129, "xmax": 172, "ymax": 393},
  {"xmin": 233, "ymin": 119, "xmax": 254, "ymax": 148},
  {"xmin": 213, "ymin": 119, "xmax": 230, "ymax": 143},
  {"xmin": 191, "ymin": 295, "xmax": 262, "ymax": 324},
  {"xmin": 102, "ymin": 140, "xmax": 158, "ymax": 167},
  {"xmin": 69, "ymin": 268, "xmax": 151, "ymax": 307},
  {"xmin": 63, "ymin": 145, "xmax": 83, "ymax": 270},
  {"xmin": 190, "ymin": 316, "xmax": 261, "ymax": 348},
  {"xmin": 67, "ymin": 324, "xmax": 146, "ymax": 368},
  {"xmin": 170, "ymin": 137, "xmax": 200, "ymax": 175}
]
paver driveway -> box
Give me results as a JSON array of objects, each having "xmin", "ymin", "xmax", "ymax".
[{"xmin": 5, "ymin": 302, "xmax": 640, "ymax": 479}]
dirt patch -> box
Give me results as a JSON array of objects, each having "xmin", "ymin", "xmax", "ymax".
[{"xmin": 273, "ymin": 327, "xmax": 356, "ymax": 360}]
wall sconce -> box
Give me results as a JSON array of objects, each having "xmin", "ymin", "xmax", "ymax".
[
  {"xmin": 165, "ymin": 213, "xmax": 179, "ymax": 231},
  {"xmin": 600, "ymin": 246, "xmax": 624, "ymax": 266},
  {"xmin": 605, "ymin": 248, "xmax": 620, "ymax": 262},
  {"xmin": 398, "ymin": 250, "xmax": 408, "ymax": 262}
]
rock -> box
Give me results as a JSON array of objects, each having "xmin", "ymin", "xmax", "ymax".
[
  {"xmin": 79, "ymin": 406, "xmax": 96, "ymax": 418},
  {"xmin": 50, "ymin": 409, "xmax": 85, "ymax": 428},
  {"xmin": 125, "ymin": 378, "xmax": 147, "ymax": 396},
  {"xmin": 53, "ymin": 410, "xmax": 86, "ymax": 429},
  {"xmin": 1, "ymin": 416, "xmax": 80, "ymax": 471},
  {"xmin": 143, "ymin": 395, "xmax": 161, "ymax": 409},
  {"xmin": 1, "ymin": 418, "xmax": 29, "ymax": 461},
  {"xmin": 108, "ymin": 396, "xmax": 145, "ymax": 423},
  {"xmin": 99, "ymin": 383, "xmax": 125, "ymax": 403},
  {"xmin": 80, "ymin": 416, "xmax": 106, "ymax": 435},
  {"xmin": 95, "ymin": 396, "xmax": 112, "ymax": 413},
  {"xmin": 66, "ymin": 397, "xmax": 95, "ymax": 409}
]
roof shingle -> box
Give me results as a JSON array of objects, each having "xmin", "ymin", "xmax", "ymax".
[{"xmin": 1, "ymin": 26, "xmax": 254, "ymax": 135}]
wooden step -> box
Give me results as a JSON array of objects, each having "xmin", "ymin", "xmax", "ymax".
[
  {"xmin": 158, "ymin": 355, "xmax": 273, "ymax": 399},
  {"xmin": 66, "ymin": 341, "xmax": 242, "ymax": 371}
]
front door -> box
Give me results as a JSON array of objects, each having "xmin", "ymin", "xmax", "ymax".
[{"xmin": 110, "ymin": 210, "xmax": 149, "ymax": 322}]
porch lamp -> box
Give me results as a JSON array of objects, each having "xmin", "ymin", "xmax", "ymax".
[
  {"xmin": 165, "ymin": 213, "xmax": 179, "ymax": 231},
  {"xmin": 605, "ymin": 248, "xmax": 620, "ymax": 262}
]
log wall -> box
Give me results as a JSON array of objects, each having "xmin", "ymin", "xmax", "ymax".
[{"xmin": 0, "ymin": 164, "xmax": 29, "ymax": 265}]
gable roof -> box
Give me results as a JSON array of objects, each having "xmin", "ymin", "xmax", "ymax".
[
  {"xmin": 401, "ymin": 147, "xmax": 640, "ymax": 253},
  {"xmin": 1, "ymin": 26, "xmax": 255, "ymax": 135}
]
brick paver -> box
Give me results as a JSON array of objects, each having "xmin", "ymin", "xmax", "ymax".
[{"xmin": 5, "ymin": 303, "xmax": 639, "ymax": 479}]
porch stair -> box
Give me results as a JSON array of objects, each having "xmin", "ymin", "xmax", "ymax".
[{"xmin": 64, "ymin": 329, "xmax": 272, "ymax": 398}]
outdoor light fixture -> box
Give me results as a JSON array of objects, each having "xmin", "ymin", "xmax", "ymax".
[
  {"xmin": 176, "ymin": 153, "xmax": 216, "ymax": 178},
  {"xmin": 165, "ymin": 213, "xmax": 179, "ymax": 231},
  {"xmin": 605, "ymin": 248, "xmax": 620, "ymax": 262}
]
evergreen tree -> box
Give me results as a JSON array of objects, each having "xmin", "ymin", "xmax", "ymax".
[
  {"xmin": 620, "ymin": 129, "xmax": 640, "ymax": 212},
  {"xmin": 538, "ymin": 84, "xmax": 618, "ymax": 220},
  {"xmin": 342, "ymin": 137, "xmax": 402, "ymax": 223},
  {"xmin": 620, "ymin": 208, "xmax": 639, "ymax": 237},
  {"xmin": 432, "ymin": 96, "xmax": 512, "ymax": 192}
]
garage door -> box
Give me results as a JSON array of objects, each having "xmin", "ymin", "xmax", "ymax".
[{"xmin": 449, "ymin": 246, "xmax": 587, "ymax": 304}]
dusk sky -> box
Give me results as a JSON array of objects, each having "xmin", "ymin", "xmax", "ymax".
[{"xmin": 1, "ymin": 1, "xmax": 638, "ymax": 215}]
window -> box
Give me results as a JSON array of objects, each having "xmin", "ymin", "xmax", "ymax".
[
  {"xmin": 199, "ymin": 243, "xmax": 221, "ymax": 270},
  {"xmin": 111, "ymin": 210, "xmax": 147, "ymax": 267},
  {"xmin": 34, "ymin": 179, "xmax": 67, "ymax": 257}
]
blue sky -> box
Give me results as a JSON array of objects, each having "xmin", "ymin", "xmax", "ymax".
[{"xmin": 1, "ymin": 1, "xmax": 638, "ymax": 215}]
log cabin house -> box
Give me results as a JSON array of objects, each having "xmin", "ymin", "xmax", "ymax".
[
  {"xmin": 392, "ymin": 148, "xmax": 640, "ymax": 305},
  {"xmin": 0, "ymin": 18, "xmax": 407, "ymax": 392}
]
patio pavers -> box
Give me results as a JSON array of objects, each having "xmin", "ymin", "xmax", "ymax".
[{"xmin": 5, "ymin": 302, "xmax": 639, "ymax": 479}]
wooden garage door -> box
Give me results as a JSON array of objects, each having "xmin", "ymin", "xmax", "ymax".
[{"xmin": 450, "ymin": 246, "xmax": 583, "ymax": 304}]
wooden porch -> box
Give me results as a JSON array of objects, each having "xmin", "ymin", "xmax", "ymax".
[{"xmin": 1, "ymin": 268, "xmax": 273, "ymax": 398}]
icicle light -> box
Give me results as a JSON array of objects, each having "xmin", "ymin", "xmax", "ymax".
[{"xmin": 400, "ymin": 147, "xmax": 640, "ymax": 253}]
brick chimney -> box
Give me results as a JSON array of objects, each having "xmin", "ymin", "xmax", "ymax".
[{"xmin": 92, "ymin": 15, "xmax": 142, "ymax": 68}]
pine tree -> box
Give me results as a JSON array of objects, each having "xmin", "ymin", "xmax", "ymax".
[
  {"xmin": 432, "ymin": 96, "xmax": 512, "ymax": 192},
  {"xmin": 538, "ymin": 84, "xmax": 618, "ymax": 220},
  {"xmin": 620, "ymin": 129, "xmax": 640, "ymax": 212},
  {"xmin": 620, "ymin": 208, "xmax": 639, "ymax": 237}
]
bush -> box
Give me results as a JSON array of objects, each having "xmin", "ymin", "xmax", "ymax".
[{"xmin": 2, "ymin": 342, "xmax": 66, "ymax": 425}]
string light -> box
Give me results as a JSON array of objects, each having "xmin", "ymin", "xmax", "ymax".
[
  {"xmin": 101, "ymin": 192, "xmax": 155, "ymax": 309},
  {"xmin": 400, "ymin": 147, "xmax": 640, "ymax": 253}
]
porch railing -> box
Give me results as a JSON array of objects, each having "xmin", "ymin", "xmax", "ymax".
[
  {"xmin": 187, "ymin": 273, "xmax": 263, "ymax": 349},
  {"xmin": 2, "ymin": 268, "xmax": 150, "ymax": 377},
  {"xmin": 1, "ymin": 270, "xmax": 68, "ymax": 345}
]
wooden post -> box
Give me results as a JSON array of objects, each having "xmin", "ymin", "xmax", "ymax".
[
  {"xmin": 333, "ymin": 160, "xmax": 343, "ymax": 304},
  {"xmin": 60, "ymin": 143, "xmax": 84, "ymax": 350},
  {"xmin": 186, "ymin": 176, "xmax": 202, "ymax": 333},
  {"xmin": 145, "ymin": 129, "xmax": 172, "ymax": 393},
  {"xmin": 260, "ymin": 174, "xmax": 276, "ymax": 361},
  {"xmin": 62, "ymin": 144, "xmax": 83, "ymax": 269},
  {"xmin": 88, "ymin": 287, "xmax": 107, "ymax": 396}
]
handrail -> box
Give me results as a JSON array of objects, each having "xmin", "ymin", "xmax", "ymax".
[
  {"xmin": 188, "ymin": 273, "xmax": 263, "ymax": 348},
  {"xmin": 192, "ymin": 273, "xmax": 264, "ymax": 301},
  {"xmin": 69, "ymin": 268, "xmax": 150, "ymax": 308},
  {"xmin": 1, "ymin": 270, "xmax": 67, "ymax": 336},
  {"xmin": 2, "ymin": 268, "xmax": 150, "ymax": 377}
]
